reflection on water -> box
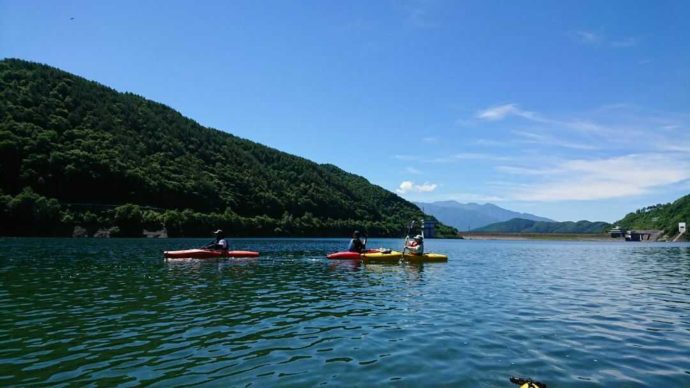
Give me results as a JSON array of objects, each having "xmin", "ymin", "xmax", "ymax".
[{"xmin": 1, "ymin": 238, "xmax": 689, "ymax": 386}]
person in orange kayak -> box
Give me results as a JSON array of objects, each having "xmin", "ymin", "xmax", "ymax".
[
  {"xmin": 405, "ymin": 234, "xmax": 424, "ymax": 255},
  {"xmin": 203, "ymin": 229, "xmax": 229, "ymax": 250},
  {"xmin": 348, "ymin": 230, "xmax": 367, "ymax": 253}
]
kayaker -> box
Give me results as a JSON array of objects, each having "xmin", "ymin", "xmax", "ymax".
[
  {"xmin": 203, "ymin": 229, "xmax": 229, "ymax": 250},
  {"xmin": 405, "ymin": 234, "xmax": 424, "ymax": 255},
  {"xmin": 348, "ymin": 231, "xmax": 366, "ymax": 253}
]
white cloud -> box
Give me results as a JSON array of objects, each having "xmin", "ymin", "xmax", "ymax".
[
  {"xmin": 570, "ymin": 30, "xmax": 637, "ymax": 48},
  {"xmin": 430, "ymin": 152, "xmax": 514, "ymax": 163},
  {"xmin": 422, "ymin": 136, "xmax": 438, "ymax": 144},
  {"xmin": 474, "ymin": 138, "xmax": 510, "ymax": 147},
  {"xmin": 509, "ymin": 154, "xmax": 690, "ymax": 201},
  {"xmin": 471, "ymin": 102, "xmax": 690, "ymax": 154},
  {"xmin": 659, "ymin": 143, "xmax": 690, "ymax": 153},
  {"xmin": 476, "ymin": 103, "xmax": 606, "ymax": 134},
  {"xmin": 610, "ymin": 37, "xmax": 637, "ymax": 48},
  {"xmin": 396, "ymin": 152, "xmax": 511, "ymax": 164},
  {"xmin": 495, "ymin": 165, "xmax": 563, "ymax": 176},
  {"xmin": 476, "ymin": 104, "xmax": 536, "ymax": 121},
  {"xmin": 405, "ymin": 166, "xmax": 422, "ymax": 174},
  {"xmin": 572, "ymin": 30, "xmax": 602, "ymax": 44},
  {"xmin": 398, "ymin": 0, "xmax": 440, "ymax": 28},
  {"xmin": 455, "ymin": 104, "xmax": 690, "ymax": 206},
  {"xmin": 511, "ymin": 130, "xmax": 599, "ymax": 150},
  {"xmin": 396, "ymin": 180, "xmax": 438, "ymax": 194},
  {"xmin": 394, "ymin": 154, "xmax": 420, "ymax": 161}
]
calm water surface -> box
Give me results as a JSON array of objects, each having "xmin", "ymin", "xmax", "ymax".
[{"xmin": 1, "ymin": 238, "xmax": 689, "ymax": 386}]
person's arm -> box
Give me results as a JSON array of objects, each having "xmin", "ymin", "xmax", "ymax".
[
  {"xmin": 347, "ymin": 239, "xmax": 355, "ymax": 252},
  {"xmin": 202, "ymin": 239, "xmax": 215, "ymax": 249}
]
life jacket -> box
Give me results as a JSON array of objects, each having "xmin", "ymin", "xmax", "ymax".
[
  {"xmin": 216, "ymin": 238, "xmax": 229, "ymax": 250},
  {"xmin": 349, "ymin": 238, "xmax": 364, "ymax": 252},
  {"xmin": 406, "ymin": 239, "xmax": 423, "ymax": 254}
]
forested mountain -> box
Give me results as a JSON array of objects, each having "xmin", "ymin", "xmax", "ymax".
[
  {"xmin": 0, "ymin": 58, "xmax": 456, "ymax": 237},
  {"xmin": 473, "ymin": 218, "xmax": 610, "ymax": 233},
  {"xmin": 615, "ymin": 194, "xmax": 690, "ymax": 236},
  {"xmin": 415, "ymin": 201, "xmax": 553, "ymax": 231}
]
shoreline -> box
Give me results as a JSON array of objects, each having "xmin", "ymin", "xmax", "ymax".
[{"xmin": 460, "ymin": 232, "xmax": 666, "ymax": 242}]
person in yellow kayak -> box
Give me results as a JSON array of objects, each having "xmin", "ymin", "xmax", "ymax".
[
  {"xmin": 347, "ymin": 230, "xmax": 367, "ymax": 253},
  {"xmin": 405, "ymin": 234, "xmax": 424, "ymax": 255},
  {"xmin": 203, "ymin": 229, "xmax": 229, "ymax": 251}
]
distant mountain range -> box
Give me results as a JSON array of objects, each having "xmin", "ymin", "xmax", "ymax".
[
  {"xmin": 473, "ymin": 218, "xmax": 611, "ymax": 233},
  {"xmin": 415, "ymin": 201, "xmax": 554, "ymax": 231}
]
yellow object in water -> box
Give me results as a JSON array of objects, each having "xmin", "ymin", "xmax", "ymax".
[
  {"xmin": 402, "ymin": 252, "xmax": 448, "ymax": 262},
  {"xmin": 509, "ymin": 376, "xmax": 546, "ymax": 388},
  {"xmin": 519, "ymin": 382, "xmax": 545, "ymax": 388},
  {"xmin": 341, "ymin": 249, "xmax": 448, "ymax": 262},
  {"xmin": 361, "ymin": 250, "xmax": 403, "ymax": 261}
]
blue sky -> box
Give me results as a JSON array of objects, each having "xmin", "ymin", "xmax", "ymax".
[{"xmin": 2, "ymin": 0, "xmax": 689, "ymax": 222}]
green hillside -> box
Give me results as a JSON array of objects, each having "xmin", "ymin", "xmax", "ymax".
[
  {"xmin": 474, "ymin": 218, "xmax": 610, "ymax": 233},
  {"xmin": 0, "ymin": 58, "xmax": 457, "ymax": 237},
  {"xmin": 615, "ymin": 194, "xmax": 690, "ymax": 236}
]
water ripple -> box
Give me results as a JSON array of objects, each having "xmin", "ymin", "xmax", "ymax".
[{"xmin": 1, "ymin": 238, "xmax": 689, "ymax": 385}]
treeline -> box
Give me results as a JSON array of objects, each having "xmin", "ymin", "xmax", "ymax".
[
  {"xmin": 0, "ymin": 59, "xmax": 457, "ymax": 238},
  {"xmin": 615, "ymin": 194, "xmax": 690, "ymax": 236},
  {"xmin": 0, "ymin": 188, "xmax": 456, "ymax": 237},
  {"xmin": 473, "ymin": 218, "xmax": 611, "ymax": 233}
]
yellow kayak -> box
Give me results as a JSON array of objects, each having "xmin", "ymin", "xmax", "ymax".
[
  {"xmin": 327, "ymin": 249, "xmax": 448, "ymax": 262},
  {"xmin": 364, "ymin": 250, "xmax": 448, "ymax": 262},
  {"xmin": 402, "ymin": 252, "xmax": 448, "ymax": 262},
  {"xmin": 361, "ymin": 250, "xmax": 403, "ymax": 261}
]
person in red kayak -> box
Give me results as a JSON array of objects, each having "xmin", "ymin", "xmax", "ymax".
[
  {"xmin": 405, "ymin": 234, "xmax": 424, "ymax": 255},
  {"xmin": 203, "ymin": 229, "xmax": 229, "ymax": 250},
  {"xmin": 348, "ymin": 230, "xmax": 367, "ymax": 253}
]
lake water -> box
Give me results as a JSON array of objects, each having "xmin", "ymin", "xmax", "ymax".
[{"xmin": 1, "ymin": 238, "xmax": 689, "ymax": 386}]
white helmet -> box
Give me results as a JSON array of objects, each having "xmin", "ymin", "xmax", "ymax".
[{"xmin": 414, "ymin": 234, "xmax": 423, "ymax": 241}]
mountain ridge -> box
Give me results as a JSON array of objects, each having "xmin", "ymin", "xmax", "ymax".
[
  {"xmin": 0, "ymin": 58, "xmax": 457, "ymax": 237},
  {"xmin": 615, "ymin": 194, "xmax": 690, "ymax": 237},
  {"xmin": 415, "ymin": 200, "xmax": 553, "ymax": 231},
  {"xmin": 473, "ymin": 218, "xmax": 611, "ymax": 234}
]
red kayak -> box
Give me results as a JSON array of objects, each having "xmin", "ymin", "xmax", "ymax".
[
  {"xmin": 327, "ymin": 249, "xmax": 398, "ymax": 260},
  {"xmin": 163, "ymin": 249, "xmax": 260, "ymax": 259},
  {"xmin": 327, "ymin": 251, "xmax": 362, "ymax": 260}
]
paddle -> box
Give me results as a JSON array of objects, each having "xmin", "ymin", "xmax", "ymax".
[
  {"xmin": 201, "ymin": 230, "xmax": 226, "ymax": 250},
  {"xmin": 201, "ymin": 235, "xmax": 223, "ymax": 249},
  {"xmin": 200, "ymin": 239, "xmax": 215, "ymax": 249},
  {"xmin": 402, "ymin": 220, "xmax": 415, "ymax": 255},
  {"xmin": 355, "ymin": 230, "xmax": 367, "ymax": 260}
]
